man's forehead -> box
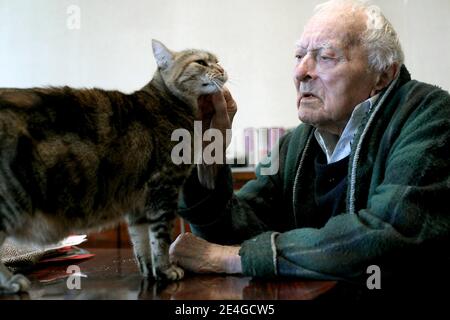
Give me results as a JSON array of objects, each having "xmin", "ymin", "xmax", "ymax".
[
  {"xmin": 295, "ymin": 39, "xmax": 336, "ymax": 51},
  {"xmin": 296, "ymin": 12, "xmax": 366, "ymax": 50},
  {"xmin": 295, "ymin": 27, "xmax": 347, "ymax": 52}
]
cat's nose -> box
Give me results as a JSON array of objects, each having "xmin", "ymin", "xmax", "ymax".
[{"xmin": 215, "ymin": 64, "xmax": 224, "ymax": 74}]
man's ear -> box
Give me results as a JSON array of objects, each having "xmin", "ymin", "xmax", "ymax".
[
  {"xmin": 152, "ymin": 39, "xmax": 173, "ymax": 70},
  {"xmin": 371, "ymin": 63, "xmax": 399, "ymax": 96}
]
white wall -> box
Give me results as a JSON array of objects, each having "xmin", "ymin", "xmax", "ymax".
[{"xmin": 1, "ymin": 0, "xmax": 449, "ymax": 134}]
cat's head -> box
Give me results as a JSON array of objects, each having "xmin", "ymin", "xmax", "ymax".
[{"xmin": 151, "ymin": 39, "xmax": 228, "ymax": 107}]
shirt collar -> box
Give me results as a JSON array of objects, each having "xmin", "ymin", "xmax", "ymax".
[{"xmin": 314, "ymin": 93, "xmax": 380, "ymax": 164}]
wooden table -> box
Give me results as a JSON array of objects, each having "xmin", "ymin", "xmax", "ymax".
[{"xmin": 1, "ymin": 248, "xmax": 337, "ymax": 300}]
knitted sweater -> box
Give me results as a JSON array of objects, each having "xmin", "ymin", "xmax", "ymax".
[{"xmin": 179, "ymin": 66, "xmax": 450, "ymax": 283}]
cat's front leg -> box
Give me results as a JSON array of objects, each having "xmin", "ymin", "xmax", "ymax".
[
  {"xmin": 149, "ymin": 217, "xmax": 184, "ymax": 281},
  {"xmin": 144, "ymin": 170, "xmax": 188, "ymax": 281},
  {"xmin": 0, "ymin": 232, "xmax": 31, "ymax": 294},
  {"xmin": 127, "ymin": 223, "xmax": 153, "ymax": 277}
]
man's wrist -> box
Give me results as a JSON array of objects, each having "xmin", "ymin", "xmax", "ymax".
[
  {"xmin": 221, "ymin": 245, "xmax": 242, "ymax": 274},
  {"xmin": 197, "ymin": 163, "xmax": 224, "ymax": 189}
]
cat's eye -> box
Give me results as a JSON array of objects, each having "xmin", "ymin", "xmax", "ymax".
[{"xmin": 195, "ymin": 60, "xmax": 208, "ymax": 67}]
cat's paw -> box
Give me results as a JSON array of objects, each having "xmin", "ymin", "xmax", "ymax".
[
  {"xmin": 136, "ymin": 256, "xmax": 152, "ymax": 278},
  {"xmin": 155, "ymin": 264, "xmax": 184, "ymax": 281},
  {"xmin": 0, "ymin": 274, "xmax": 31, "ymax": 294}
]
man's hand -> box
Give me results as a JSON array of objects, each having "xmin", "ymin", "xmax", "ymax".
[
  {"xmin": 197, "ymin": 88, "xmax": 237, "ymax": 189},
  {"xmin": 198, "ymin": 87, "xmax": 237, "ymax": 135},
  {"xmin": 169, "ymin": 232, "xmax": 242, "ymax": 275}
]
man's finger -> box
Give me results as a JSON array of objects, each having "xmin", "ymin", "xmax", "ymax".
[
  {"xmin": 211, "ymin": 91, "xmax": 229, "ymax": 118},
  {"xmin": 222, "ymin": 87, "xmax": 237, "ymax": 123},
  {"xmin": 198, "ymin": 95, "xmax": 214, "ymax": 115}
]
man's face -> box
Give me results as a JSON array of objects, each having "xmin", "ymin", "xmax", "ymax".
[{"xmin": 294, "ymin": 11, "xmax": 379, "ymax": 135}]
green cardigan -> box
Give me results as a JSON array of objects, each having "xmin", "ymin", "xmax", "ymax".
[{"xmin": 179, "ymin": 66, "xmax": 450, "ymax": 282}]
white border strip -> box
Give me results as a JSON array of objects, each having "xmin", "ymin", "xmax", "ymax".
[{"xmin": 270, "ymin": 232, "xmax": 280, "ymax": 276}]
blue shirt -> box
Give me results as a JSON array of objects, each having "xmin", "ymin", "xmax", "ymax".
[{"xmin": 314, "ymin": 93, "xmax": 380, "ymax": 164}]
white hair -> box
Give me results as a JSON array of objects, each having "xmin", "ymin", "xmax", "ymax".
[{"xmin": 314, "ymin": 0, "xmax": 404, "ymax": 73}]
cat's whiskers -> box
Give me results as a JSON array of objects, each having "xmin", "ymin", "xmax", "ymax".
[
  {"xmin": 225, "ymin": 78, "xmax": 237, "ymax": 86},
  {"xmin": 212, "ymin": 73, "xmax": 228, "ymax": 91},
  {"xmin": 211, "ymin": 79, "xmax": 222, "ymax": 91}
]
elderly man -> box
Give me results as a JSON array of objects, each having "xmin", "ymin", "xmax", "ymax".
[{"xmin": 170, "ymin": 0, "xmax": 450, "ymax": 294}]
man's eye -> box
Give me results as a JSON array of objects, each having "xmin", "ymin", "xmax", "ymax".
[
  {"xmin": 195, "ymin": 60, "xmax": 208, "ymax": 67},
  {"xmin": 319, "ymin": 55, "xmax": 334, "ymax": 61},
  {"xmin": 295, "ymin": 54, "xmax": 304, "ymax": 61}
]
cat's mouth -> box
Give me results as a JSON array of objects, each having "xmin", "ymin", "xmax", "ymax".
[
  {"xmin": 201, "ymin": 79, "xmax": 225, "ymax": 92},
  {"xmin": 202, "ymin": 73, "xmax": 227, "ymax": 93}
]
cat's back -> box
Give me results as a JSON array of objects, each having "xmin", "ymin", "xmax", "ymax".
[
  {"xmin": 0, "ymin": 86, "xmax": 149, "ymax": 209},
  {"xmin": 0, "ymin": 86, "xmax": 122, "ymax": 141}
]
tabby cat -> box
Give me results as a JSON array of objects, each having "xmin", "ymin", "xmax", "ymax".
[{"xmin": 0, "ymin": 40, "xmax": 227, "ymax": 293}]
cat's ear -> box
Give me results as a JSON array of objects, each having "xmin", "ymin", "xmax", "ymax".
[{"xmin": 152, "ymin": 39, "xmax": 174, "ymax": 70}]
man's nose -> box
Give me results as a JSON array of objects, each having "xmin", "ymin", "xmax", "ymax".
[{"xmin": 294, "ymin": 53, "xmax": 316, "ymax": 83}]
